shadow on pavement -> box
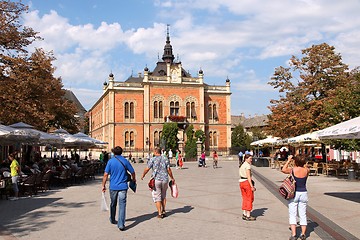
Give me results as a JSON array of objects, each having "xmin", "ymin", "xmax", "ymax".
[
  {"xmin": 252, "ymin": 207, "xmax": 267, "ymax": 218},
  {"xmin": 324, "ymin": 192, "xmax": 360, "ymax": 203},
  {"xmin": 125, "ymin": 205, "xmax": 194, "ymax": 230},
  {"xmin": 0, "ymin": 195, "xmax": 97, "ymax": 238}
]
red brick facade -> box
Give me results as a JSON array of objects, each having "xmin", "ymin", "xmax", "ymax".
[{"xmin": 88, "ymin": 33, "xmax": 231, "ymax": 157}]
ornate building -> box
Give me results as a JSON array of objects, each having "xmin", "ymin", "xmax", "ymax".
[{"xmin": 88, "ymin": 29, "xmax": 232, "ymax": 157}]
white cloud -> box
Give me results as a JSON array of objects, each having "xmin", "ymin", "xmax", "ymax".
[{"xmin": 21, "ymin": 0, "xmax": 360, "ymax": 116}]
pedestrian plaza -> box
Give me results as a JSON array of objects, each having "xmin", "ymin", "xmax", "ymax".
[{"xmin": 0, "ymin": 159, "xmax": 359, "ymax": 240}]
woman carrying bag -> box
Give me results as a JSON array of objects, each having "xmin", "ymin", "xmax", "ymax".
[
  {"xmin": 281, "ymin": 155, "xmax": 310, "ymax": 240},
  {"xmin": 141, "ymin": 148, "xmax": 175, "ymax": 219}
]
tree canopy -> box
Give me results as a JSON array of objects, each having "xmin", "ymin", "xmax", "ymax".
[
  {"xmin": 267, "ymin": 43, "xmax": 360, "ymax": 138},
  {"xmin": 161, "ymin": 122, "xmax": 179, "ymax": 152},
  {"xmin": 231, "ymin": 124, "xmax": 251, "ymax": 153},
  {"xmin": 0, "ymin": 1, "xmax": 79, "ymax": 132}
]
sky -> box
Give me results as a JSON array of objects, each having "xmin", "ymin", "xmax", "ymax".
[{"xmin": 22, "ymin": 0, "xmax": 360, "ymax": 117}]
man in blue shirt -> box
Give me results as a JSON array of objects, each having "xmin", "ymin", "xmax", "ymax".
[
  {"xmin": 102, "ymin": 146, "xmax": 136, "ymax": 231},
  {"xmin": 238, "ymin": 151, "xmax": 244, "ymax": 167}
]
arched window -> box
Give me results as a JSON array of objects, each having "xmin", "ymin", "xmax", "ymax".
[
  {"xmin": 125, "ymin": 102, "xmax": 129, "ymax": 119},
  {"xmin": 170, "ymin": 101, "xmax": 179, "ymax": 116},
  {"xmin": 186, "ymin": 102, "xmax": 190, "ymax": 118},
  {"xmin": 154, "ymin": 101, "xmax": 163, "ymax": 119},
  {"xmin": 209, "ymin": 131, "xmax": 218, "ymax": 147},
  {"xmin": 208, "ymin": 104, "xmax": 213, "ymax": 120},
  {"xmin": 124, "ymin": 102, "xmax": 135, "ymax": 120},
  {"xmin": 154, "ymin": 101, "xmax": 158, "ymax": 118},
  {"xmin": 191, "ymin": 102, "xmax": 196, "ymax": 118},
  {"xmin": 130, "ymin": 102, "xmax": 134, "ymax": 119},
  {"xmin": 213, "ymin": 104, "xmax": 218, "ymax": 120},
  {"xmin": 125, "ymin": 131, "xmax": 129, "ymax": 147},
  {"xmin": 186, "ymin": 101, "xmax": 197, "ymax": 119},
  {"xmin": 154, "ymin": 131, "xmax": 159, "ymax": 147},
  {"xmin": 159, "ymin": 101, "xmax": 163, "ymax": 118},
  {"xmin": 130, "ymin": 131, "xmax": 134, "ymax": 147},
  {"xmin": 213, "ymin": 131, "xmax": 218, "ymax": 146}
]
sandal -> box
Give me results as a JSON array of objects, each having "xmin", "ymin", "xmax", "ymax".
[
  {"xmin": 157, "ymin": 214, "xmax": 164, "ymax": 219},
  {"xmin": 242, "ymin": 214, "xmax": 247, "ymax": 220},
  {"xmin": 245, "ymin": 216, "xmax": 256, "ymax": 221},
  {"xmin": 162, "ymin": 211, "xmax": 166, "ymax": 217}
]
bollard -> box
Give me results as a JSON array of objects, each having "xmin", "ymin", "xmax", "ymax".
[{"xmin": 348, "ymin": 168, "xmax": 355, "ymax": 180}]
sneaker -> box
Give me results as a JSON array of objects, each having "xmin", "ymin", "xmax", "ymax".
[
  {"xmin": 118, "ymin": 226, "xmax": 125, "ymax": 231},
  {"xmin": 10, "ymin": 197, "xmax": 19, "ymax": 201},
  {"xmin": 299, "ymin": 234, "xmax": 306, "ymax": 240},
  {"xmin": 289, "ymin": 236, "xmax": 297, "ymax": 240},
  {"xmin": 245, "ymin": 216, "xmax": 256, "ymax": 221}
]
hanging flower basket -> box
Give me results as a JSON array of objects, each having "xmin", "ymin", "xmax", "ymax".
[{"xmin": 165, "ymin": 116, "xmax": 187, "ymax": 122}]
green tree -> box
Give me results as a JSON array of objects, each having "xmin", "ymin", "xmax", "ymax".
[
  {"xmin": 0, "ymin": 1, "xmax": 79, "ymax": 132},
  {"xmin": 161, "ymin": 122, "xmax": 179, "ymax": 152},
  {"xmin": 231, "ymin": 124, "xmax": 251, "ymax": 153},
  {"xmin": 184, "ymin": 125, "xmax": 197, "ymax": 161},
  {"xmin": 267, "ymin": 43, "xmax": 352, "ymax": 138},
  {"xmin": 323, "ymin": 68, "xmax": 360, "ymax": 125}
]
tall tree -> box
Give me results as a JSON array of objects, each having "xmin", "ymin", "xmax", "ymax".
[
  {"xmin": 161, "ymin": 122, "xmax": 179, "ymax": 152},
  {"xmin": 267, "ymin": 43, "xmax": 352, "ymax": 138},
  {"xmin": 231, "ymin": 124, "xmax": 251, "ymax": 153},
  {"xmin": 184, "ymin": 125, "xmax": 197, "ymax": 161},
  {"xmin": 0, "ymin": 1, "xmax": 79, "ymax": 132},
  {"xmin": 0, "ymin": 1, "xmax": 39, "ymax": 55}
]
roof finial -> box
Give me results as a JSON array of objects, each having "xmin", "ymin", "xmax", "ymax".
[
  {"xmin": 162, "ymin": 24, "xmax": 175, "ymax": 63},
  {"xmin": 167, "ymin": 24, "xmax": 170, "ymax": 40}
]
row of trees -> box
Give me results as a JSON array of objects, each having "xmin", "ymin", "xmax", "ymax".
[
  {"xmin": 0, "ymin": 1, "xmax": 80, "ymax": 132},
  {"xmin": 161, "ymin": 123, "xmax": 205, "ymax": 160},
  {"xmin": 267, "ymin": 43, "xmax": 360, "ymax": 138},
  {"xmin": 232, "ymin": 43, "xmax": 359, "ymax": 152}
]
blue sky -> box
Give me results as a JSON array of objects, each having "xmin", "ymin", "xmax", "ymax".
[{"xmin": 23, "ymin": 0, "xmax": 360, "ymax": 117}]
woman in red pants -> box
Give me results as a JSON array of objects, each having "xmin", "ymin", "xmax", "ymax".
[{"xmin": 239, "ymin": 154, "xmax": 256, "ymax": 221}]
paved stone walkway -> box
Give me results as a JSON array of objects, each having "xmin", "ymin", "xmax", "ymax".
[{"xmin": 0, "ymin": 160, "xmax": 359, "ymax": 240}]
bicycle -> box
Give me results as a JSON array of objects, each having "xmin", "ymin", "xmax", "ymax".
[{"xmin": 213, "ymin": 158, "xmax": 218, "ymax": 168}]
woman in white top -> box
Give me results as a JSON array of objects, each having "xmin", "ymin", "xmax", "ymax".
[{"xmin": 239, "ymin": 154, "xmax": 256, "ymax": 221}]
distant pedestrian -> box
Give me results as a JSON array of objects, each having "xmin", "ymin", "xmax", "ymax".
[
  {"xmin": 101, "ymin": 146, "xmax": 136, "ymax": 231},
  {"xmin": 212, "ymin": 150, "xmax": 218, "ymax": 168},
  {"xmin": 178, "ymin": 150, "xmax": 183, "ymax": 169},
  {"xmin": 239, "ymin": 154, "xmax": 256, "ymax": 221},
  {"xmin": 168, "ymin": 149, "xmax": 173, "ymax": 165},
  {"xmin": 199, "ymin": 151, "xmax": 206, "ymax": 167},
  {"xmin": 141, "ymin": 148, "xmax": 175, "ymax": 218},
  {"xmin": 281, "ymin": 155, "xmax": 309, "ymax": 240},
  {"xmin": 9, "ymin": 153, "xmax": 20, "ymax": 200},
  {"xmin": 238, "ymin": 151, "xmax": 243, "ymax": 167}
]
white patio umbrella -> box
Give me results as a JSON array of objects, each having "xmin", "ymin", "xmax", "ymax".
[
  {"xmin": 9, "ymin": 122, "xmax": 64, "ymax": 146},
  {"xmin": 250, "ymin": 136, "xmax": 281, "ymax": 146},
  {"xmin": 0, "ymin": 123, "xmax": 40, "ymax": 145},
  {"xmin": 52, "ymin": 129, "xmax": 95, "ymax": 148},
  {"xmin": 288, "ymin": 131, "xmax": 321, "ymax": 145},
  {"xmin": 317, "ymin": 116, "xmax": 360, "ymax": 139},
  {"xmin": 73, "ymin": 132, "xmax": 108, "ymax": 145}
]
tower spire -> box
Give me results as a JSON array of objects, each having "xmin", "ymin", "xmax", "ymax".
[{"xmin": 162, "ymin": 24, "xmax": 175, "ymax": 64}]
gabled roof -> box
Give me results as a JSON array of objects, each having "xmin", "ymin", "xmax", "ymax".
[
  {"xmin": 64, "ymin": 89, "xmax": 86, "ymax": 113},
  {"xmin": 125, "ymin": 75, "xmax": 143, "ymax": 83},
  {"xmin": 231, "ymin": 115, "xmax": 268, "ymax": 128}
]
